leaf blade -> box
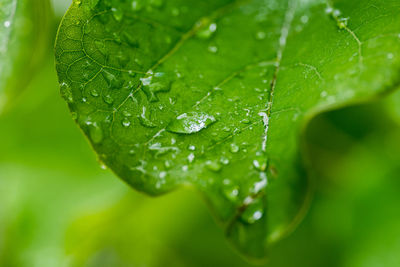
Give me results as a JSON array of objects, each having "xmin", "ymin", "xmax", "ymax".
[{"xmin": 55, "ymin": 0, "xmax": 400, "ymax": 258}]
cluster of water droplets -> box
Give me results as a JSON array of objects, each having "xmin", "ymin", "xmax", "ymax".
[{"xmin": 66, "ymin": 0, "xmax": 284, "ymax": 227}]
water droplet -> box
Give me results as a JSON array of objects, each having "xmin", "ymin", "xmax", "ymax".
[
  {"xmin": 111, "ymin": 7, "xmax": 124, "ymax": 21},
  {"xmin": 188, "ymin": 145, "xmax": 196, "ymax": 151},
  {"xmin": 220, "ymin": 156, "xmax": 230, "ymax": 165},
  {"xmin": 197, "ymin": 22, "xmax": 217, "ymax": 39},
  {"xmin": 222, "ymin": 179, "xmax": 239, "ymax": 202},
  {"xmin": 205, "ymin": 160, "xmax": 221, "ymax": 172},
  {"xmin": 253, "ymin": 158, "xmax": 267, "ymax": 171},
  {"xmin": 159, "ymin": 171, "xmax": 167, "ymax": 179},
  {"xmin": 167, "ymin": 112, "xmax": 216, "ymax": 134},
  {"xmin": 164, "ymin": 160, "xmax": 172, "ymax": 169},
  {"xmin": 91, "ymin": 89, "xmax": 99, "ymax": 97},
  {"xmin": 255, "ymin": 31, "xmax": 266, "ymax": 40},
  {"xmin": 252, "ymin": 172, "xmax": 268, "ymax": 194},
  {"xmin": 325, "ymin": 7, "xmax": 333, "ymax": 14},
  {"xmin": 122, "ymin": 117, "xmax": 131, "ymax": 127},
  {"xmin": 208, "ymin": 45, "xmax": 218, "ymax": 53},
  {"xmin": 4, "ymin": 21, "xmax": 11, "ymax": 28},
  {"xmin": 103, "ymin": 94, "xmax": 114, "ymax": 104},
  {"xmin": 337, "ymin": 18, "xmax": 348, "ymax": 29},
  {"xmin": 188, "ymin": 153, "xmax": 195, "ymax": 163},
  {"xmin": 131, "ymin": 0, "xmax": 142, "ymax": 11},
  {"xmin": 122, "ymin": 110, "xmax": 132, "ymax": 117},
  {"xmin": 230, "ymin": 143, "xmax": 239, "ymax": 153},
  {"xmin": 300, "ymin": 15, "xmax": 309, "ymax": 24},
  {"xmin": 240, "ymin": 199, "xmax": 264, "ymax": 224}
]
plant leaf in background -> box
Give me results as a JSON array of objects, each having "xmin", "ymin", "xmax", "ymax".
[
  {"xmin": 55, "ymin": 0, "xmax": 400, "ymax": 257},
  {"xmin": 0, "ymin": 0, "xmax": 52, "ymax": 113}
]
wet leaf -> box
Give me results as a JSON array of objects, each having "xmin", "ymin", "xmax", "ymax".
[
  {"xmin": 0, "ymin": 0, "xmax": 52, "ymax": 113},
  {"xmin": 55, "ymin": 0, "xmax": 400, "ymax": 258}
]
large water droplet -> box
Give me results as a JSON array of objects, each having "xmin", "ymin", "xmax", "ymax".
[{"xmin": 167, "ymin": 112, "xmax": 216, "ymax": 134}]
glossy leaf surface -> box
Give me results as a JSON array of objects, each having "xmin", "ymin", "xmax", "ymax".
[{"xmin": 55, "ymin": 0, "xmax": 400, "ymax": 257}]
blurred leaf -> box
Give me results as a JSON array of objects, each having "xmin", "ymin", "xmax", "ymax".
[
  {"xmin": 0, "ymin": 0, "xmax": 52, "ymax": 113},
  {"xmin": 55, "ymin": 0, "xmax": 400, "ymax": 258}
]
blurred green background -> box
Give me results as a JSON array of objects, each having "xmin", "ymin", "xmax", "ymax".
[{"xmin": 1, "ymin": 1, "xmax": 400, "ymax": 266}]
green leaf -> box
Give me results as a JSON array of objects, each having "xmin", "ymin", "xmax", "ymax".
[
  {"xmin": 55, "ymin": 0, "xmax": 400, "ymax": 258},
  {"xmin": 0, "ymin": 0, "xmax": 52, "ymax": 113}
]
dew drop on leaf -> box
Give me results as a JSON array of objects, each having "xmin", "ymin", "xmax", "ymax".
[
  {"xmin": 220, "ymin": 156, "xmax": 230, "ymax": 165},
  {"xmin": 166, "ymin": 112, "xmax": 216, "ymax": 134},
  {"xmin": 205, "ymin": 160, "xmax": 221, "ymax": 172},
  {"xmin": 122, "ymin": 117, "xmax": 131, "ymax": 127},
  {"xmin": 196, "ymin": 22, "xmax": 217, "ymax": 39},
  {"xmin": 255, "ymin": 31, "xmax": 266, "ymax": 40},
  {"xmin": 240, "ymin": 199, "xmax": 264, "ymax": 224},
  {"xmin": 103, "ymin": 94, "xmax": 114, "ymax": 104},
  {"xmin": 111, "ymin": 7, "xmax": 124, "ymax": 22},
  {"xmin": 208, "ymin": 45, "xmax": 218, "ymax": 53},
  {"xmin": 91, "ymin": 89, "xmax": 99, "ymax": 97},
  {"xmin": 230, "ymin": 143, "xmax": 240, "ymax": 153},
  {"xmin": 222, "ymin": 179, "xmax": 239, "ymax": 202}
]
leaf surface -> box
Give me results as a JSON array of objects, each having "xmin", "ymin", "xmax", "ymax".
[
  {"xmin": 55, "ymin": 0, "xmax": 400, "ymax": 258},
  {"xmin": 0, "ymin": 0, "xmax": 52, "ymax": 113}
]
